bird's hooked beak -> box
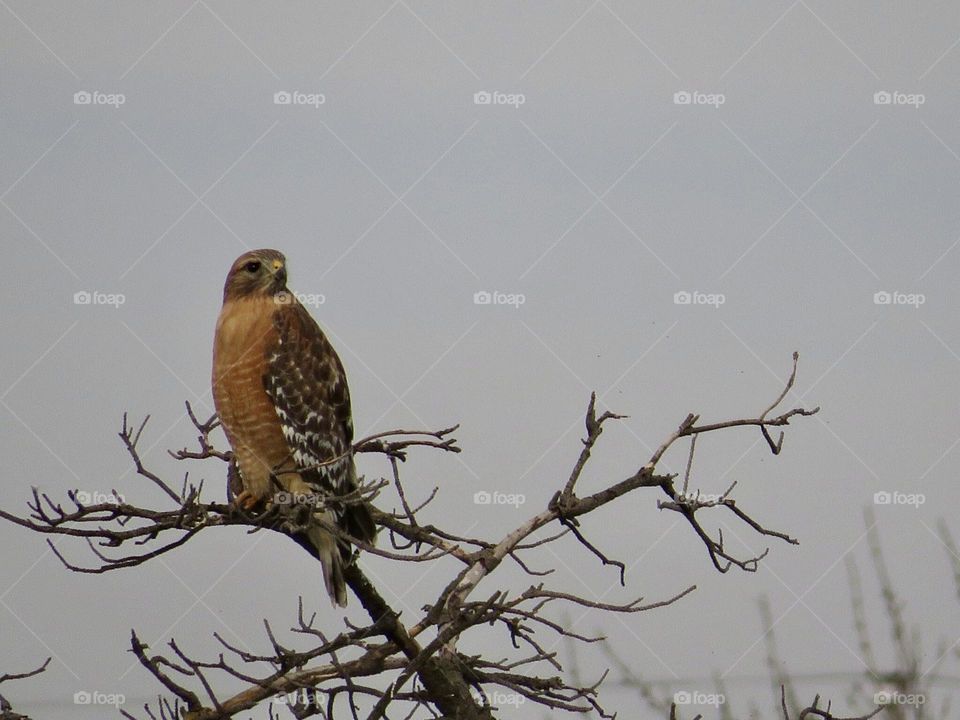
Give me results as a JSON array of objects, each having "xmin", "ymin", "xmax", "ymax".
[{"xmin": 270, "ymin": 258, "xmax": 287, "ymax": 286}]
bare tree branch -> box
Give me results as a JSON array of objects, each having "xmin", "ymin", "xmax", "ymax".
[
  {"xmin": 0, "ymin": 354, "xmax": 826, "ymax": 719},
  {"xmin": 0, "ymin": 658, "xmax": 50, "ymax": 720}
]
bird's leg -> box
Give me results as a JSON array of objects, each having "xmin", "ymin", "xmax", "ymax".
[
  {"xmin": 226, "ymin": 457, "xmax": 243, "ymax": 503},
  {"xmin": 232, "ymin": 489, "xmax": 263, "ymax": 512},
  {"xmin": 226, "ymin": 458, "xmax": 268, "ymax": 512}
]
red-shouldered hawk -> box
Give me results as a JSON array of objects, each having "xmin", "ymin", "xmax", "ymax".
[{"xmin": 212, "ymin": 249, "xmax": 376, "ymax": 606}]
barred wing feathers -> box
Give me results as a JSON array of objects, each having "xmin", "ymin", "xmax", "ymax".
[{"xmin": 262, "ymin": 298, "xmax": 376, "ymax": 604}]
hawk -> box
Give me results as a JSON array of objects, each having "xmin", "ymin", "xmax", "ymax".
[{"xmin": 212, "ymin": 249, "xmax": 376, "ymax": 606}]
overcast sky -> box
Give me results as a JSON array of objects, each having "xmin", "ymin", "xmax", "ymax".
[{"xmin": 3, "ymin": 2, "xmax": 960, "ymax": 718}]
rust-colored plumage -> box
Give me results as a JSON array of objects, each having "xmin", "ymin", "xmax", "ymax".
[{"xmin": 212, "ymin": 249, "xmax": 375, "ymax": 606}]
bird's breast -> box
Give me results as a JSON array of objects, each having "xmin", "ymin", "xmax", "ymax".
[{"xmin": 212, "ymin": 297, "xmax": 291, "ymax": 497}]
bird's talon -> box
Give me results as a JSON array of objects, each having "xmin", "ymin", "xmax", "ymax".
[{"xmin": 232, "ymin": 490, "xmax": 263, "ymax": 512}]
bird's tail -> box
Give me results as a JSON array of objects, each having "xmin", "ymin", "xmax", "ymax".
[
  {"xmin": 289, "ymin": 462, "xmax": 377, "ymax": 607},
  {"xmin": 306, "ymin": 516, "xmax": 348, "ymax": 607},
  {"xmin": 310, "ymin": 502, "xmax": 374, "ymax": 607}
]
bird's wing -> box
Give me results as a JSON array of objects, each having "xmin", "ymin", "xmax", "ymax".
[{"xmin": 263, "ymin": 298, "xmax": 355, "ymax": 497}]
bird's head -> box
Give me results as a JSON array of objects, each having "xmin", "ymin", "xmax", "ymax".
[{"xmin": 222, "ymin": 249, "xmax": 288, "ymax": 302}]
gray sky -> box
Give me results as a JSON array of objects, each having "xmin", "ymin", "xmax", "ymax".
[{"xmin": 2, "ymin": 2, "xmax": 960, "ymax": 718}]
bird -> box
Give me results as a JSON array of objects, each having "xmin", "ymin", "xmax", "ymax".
[{"xmin": 211, "ymin": 249, "xmax": 376, "ymax": 606}]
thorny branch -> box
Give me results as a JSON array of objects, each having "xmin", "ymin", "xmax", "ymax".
[{"xmin": 0, "ymin": 355, "xmax": 825, "ymax": 719}]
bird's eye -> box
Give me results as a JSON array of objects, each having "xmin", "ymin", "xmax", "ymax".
[{"xmin": 244, "ymin": 261, "xmax": 261, "ymax": 273}]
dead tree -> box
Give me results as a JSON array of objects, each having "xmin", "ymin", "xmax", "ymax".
[
  {"xmin": 0, "ymin": 659, "xmax": 49, "ymax": 720},
  {"xmin": 0, "ymin": 354, "xmax": 832, "ymax": 719}
]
